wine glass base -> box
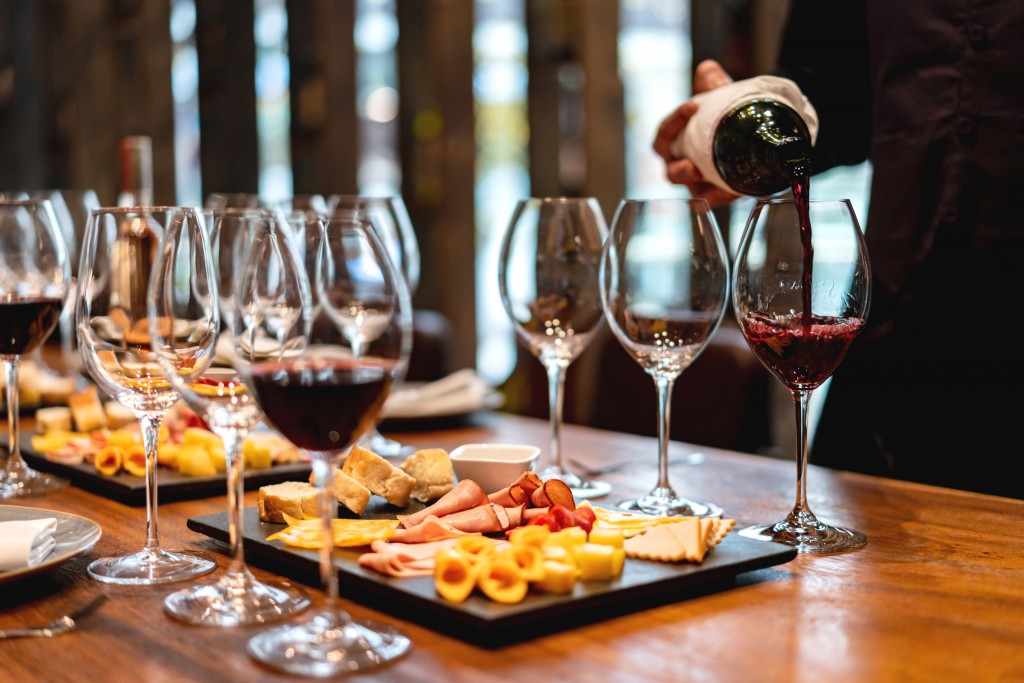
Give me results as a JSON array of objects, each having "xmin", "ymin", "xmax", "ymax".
[
  {"xmin": 739, "ymin": 519, "xmax": 866, "ymax": 554},
  {"xmin": 88, "ymin": 548, "xmax": 218, "ymax": 585},
  {"xmin": 0, "ymin": 468, "xmax": 68, "ymax": 498},
  {"xmin": 361, "ymin": 429, "xmax": 415, "ymax": 458},
  {"xmin": 164, "ymin": 572, "xmax": 311, "ymax": 626},
  {"xmin": 248, "ymin": 613, "xmax": 412, "ymax": 676},
  {"xmin": 538, "ymin": 467, "xmax": 611, "ymax": 500},
  {"xmin": 618, "ymin": 496, "xmax": 723, "ymax": 518}
]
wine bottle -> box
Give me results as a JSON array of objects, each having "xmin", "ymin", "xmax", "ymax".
[
  {"xmin": 117, "ymin": 135, "xmax": 154, "ymax": 206},
  {"xmin": 670, "ymin": 76, "xmax": 819, "ymax": 197}
]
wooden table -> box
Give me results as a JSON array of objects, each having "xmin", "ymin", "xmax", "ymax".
[{"xmin": 2, "ymin": 411, "xmax": 1023, "ymax": 682}]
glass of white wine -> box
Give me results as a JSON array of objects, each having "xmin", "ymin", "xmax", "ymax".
[{"xmin": 77, "ymin": 206, "xmax": 217, "ymax": 584}]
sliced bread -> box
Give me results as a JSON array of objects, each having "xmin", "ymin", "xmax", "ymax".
[
  {"xmin": 258, "ymin": 481, "xmax": 319, "ymax": 523},
  {"xmin": 342, "ymin": 445, "xmax": 415, "ymax": 507},
  {"xmin": 400, "ymin": 448, "xmax": 454, "ymax": 503}
]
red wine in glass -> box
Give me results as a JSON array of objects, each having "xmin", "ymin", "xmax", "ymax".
[
  {"xmin": 741, "ymin": 313, "xmax": 864, "ymax": 391},
  {"xmin": 0, "ymin": 296, "xmax": 63, "ymax": 356},
  {"xmin": 733, "ymin": 197, "xmax": 870, "ymax": 554},
  {"xmin": 247, "ymin": 359, "xmax": 393, "ymax": 452}
]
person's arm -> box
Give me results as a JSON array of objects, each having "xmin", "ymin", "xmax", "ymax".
[{"xmin": 776, "ymin": 0, "xmax": 871, "ymax": 173}]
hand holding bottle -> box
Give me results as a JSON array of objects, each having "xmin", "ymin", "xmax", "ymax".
[
  {"xmin": 653, "ymin": 60, "xmax": 740, "ymax": 206},
  {"xmin": 653, "ymin": 60, "xmax": 818, "ymax": 202}
]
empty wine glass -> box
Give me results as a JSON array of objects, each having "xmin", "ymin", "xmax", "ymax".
[
  {"xmin": 149, "ymin": 209, "xmax": 310, "ymax": 624},
  {"xmin": 499, "ymin": 197, "xmax": 611, "ymax": 500},
  {"xmin": 327, "ymin": 195, "xmax": 419, "ymax": 457},
  {"xmin": 239, "ymin": 208, "xmax": 412, "ymax": 675},
  {"xmin": 600, "ymin": 198, "xmax": 728, "ymax": 517},
  {"xmin": 77, "ymin": 206, "xmax": 217, "ymax": 583},
  {"xmin": 733, "ymin": 198, "xmax": 870, "ymax": 553},
  {"xmin": 0, "ymin": 198, "xmax": 70, "ymax": 497}
]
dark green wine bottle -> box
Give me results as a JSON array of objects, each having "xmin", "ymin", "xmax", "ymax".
[{"xmin": 712, "ymin": 98, "xmax": 813, "ymax": 196}]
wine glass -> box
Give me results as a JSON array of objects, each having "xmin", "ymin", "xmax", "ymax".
[
  {"xmin": 77, "ymin": 206, "xmax": 217, "ymax": 583},
  {"xmin": 600, "ymin": 198, "xmax": 729, "ymax": 516},
  {"xmin": 239, "ymin": 208, "xmax": 412, "ymax": 675},
  {"xmin": 149, "ymin": 209, "xmax": 311, "ymax": 624},
  {"xmin": 0, "ymin": 199, "xmax": 70, "ymax": 497},
  {"xmin": 326, "ymin": 195, "xmax": 420, "ymax": 457},
  {"xmin": 732, "ymin": 197, "xmax": 870, "ymax": 553},
  {"xmin": 498, "ymin": 197, "xmax": 611, "ymax": 500}
]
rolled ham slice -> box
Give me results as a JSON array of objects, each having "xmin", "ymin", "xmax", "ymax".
[
  {"xmin": 390, "ymin": 515, "xmax": 478, "ymax": 543},
  {"xmin": 487, "ymin": 470, "xmax": 542, "ymax": 505},
  {"xmin": 529, "ymin": 479, "xmax": 576, "ymax": 510},
  {"xmin": 358, "ymin": 538, "xmax": 464, "ymax": 577},
  {"xmin": 400, "ymin": 479, "xmax": 489, "ymax": 529},
  {"xmin": 432, "ymin": 503, "xmax": 508, "ymax": 534}
]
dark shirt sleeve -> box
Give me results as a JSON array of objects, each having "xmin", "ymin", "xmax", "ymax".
[{"xmin": 776, "ymin": 0, "xmax": 871, "ymax": 174}]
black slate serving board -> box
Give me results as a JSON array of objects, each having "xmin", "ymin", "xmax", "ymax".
[
  {"xmin": 14, "ymin": 434, "xmax": 311, "ymax": 506},
  {"xmin": 187, "ymin": 503, "xmax": 797, "ymax": 646}
]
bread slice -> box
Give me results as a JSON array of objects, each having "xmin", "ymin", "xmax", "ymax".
[
  {"xmin": 401, "ymin": 448, "xmax": 454, "ymax": 503},
  {"xmin": 309, "ymin": 465, "xmax": 372, "ymax": 516},
  {"xmin": 342, "ymin": 444, "xmax": 415, "ymax": 507},
  {"xmin": 36, "ymin": 406, "xmax": 73, "ymax": 433},
  {"xmin": 68, "ymin": 386, "xmax": 108, "ymax": 432},
  {"xmin": 104, "ymin": 400, "xmax": 136, "ymax": 429},
  {"xmin": 258, "ymin": 481, "xmax": 319, "ymax": 523}
]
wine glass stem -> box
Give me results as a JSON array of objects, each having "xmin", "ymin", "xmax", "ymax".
[
  {"xmin": 654, "ymin": 374, "xmax": 677, "ymax": 491},
  {"xmin": 219, "ymin": 428, "xmax": 247, "ymax": 576},
  {"xmin": 544, "ymin": 360, "xmax": 568, "ymax": 474},
  {"xmin": 312, "ymin": 457, "xmax": 347, "ymax": 619},
  {"xmin": 3, "ymin": 356, "xmax": 24, "ymax": 471},
  {"xmin": 791, "ymin": 389, "xmax": 813, "ymax": 516},
  {"xmin": 138, "ymin": 412, "xmax": 165, "ymax": 552}
]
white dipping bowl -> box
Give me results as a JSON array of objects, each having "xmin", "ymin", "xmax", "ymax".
[{"xmin": 449, "ymin": 443, "xmax": 541, "ymax": 495}]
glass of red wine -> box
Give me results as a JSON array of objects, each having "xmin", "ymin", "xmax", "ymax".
[
  {"xmin": 0, "ymin": 199, "xmax": 71, "ymax": 498},
  {"xmin": 498, "ymin": 197, "xmax": 612, "ymax": 500},
  {"xmin": 239, "ymin": 208, "xmax": 412, "ymax": 675},
  {"xmin": 77, "ymin": 207, "xmax": 217, "ymax": 583},
  {"xmin": 149, "ymin": 208, "xmax": 311, "ymax": 625},
  {"xmin": 733, "ymin": 197, "xmax": 870, "ymax": 553},
  {"xmin": 326, "ymin": 195, "xmax": 420, "ymax": 458},
  {"xmin": 600, "ymin": 198, "xmax": 729, "ymax": 517}
]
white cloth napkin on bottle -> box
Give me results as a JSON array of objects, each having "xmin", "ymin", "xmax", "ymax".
[{"xmin": 0, "ymin": 517, "xmax": 58, "ymax": 571}]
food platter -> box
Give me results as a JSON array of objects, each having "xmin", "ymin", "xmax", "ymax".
[
  {"xmin": 188, "ymin": 502, "xmax": 797, "ymax": 646},
  {"xmin": 14, "ymin": 434, "xmax": 311, "ymax": 506},
  {"xmin": 0, "ymin": 505, "xmax": 102, "ymax": 585}
]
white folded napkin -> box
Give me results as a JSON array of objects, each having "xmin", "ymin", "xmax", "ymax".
[
  {"xmin": 383, "ymin": 369, "xmax": 499, "ymax": 419},
  {"xmin": 0, "ymin": 517, "xmax": 58, "ymax": 571}
]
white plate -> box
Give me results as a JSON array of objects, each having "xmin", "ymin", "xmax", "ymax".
[{"xmin": 0, "ymin": 506, "xmax": 102, "ymax": 585}]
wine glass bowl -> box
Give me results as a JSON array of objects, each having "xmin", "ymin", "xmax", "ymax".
[
  {"xmin": 150, "ymin": 208, "xmax": 311, "ymax": 624},
  {"xmin": 237, "ymin": 207, "xmax": 412, "ymax": 675},
  {"xmin": 0, "ymin": 198, "xmax": 71, "ymax": 497},
  {"xmin": 498, "ymin": 197, "xmax": 611, "ymax": 500},
  {"xmin": 732, "ymin": 197, "xmax": 870, "ymax": 553},
  {"xmin": 600, "ymin": 198, "xmax": 729, "ymax": 517},
  {"xmin": 76, "ymin": 206, "xmax": 217, "ymax": 583},
  {"xmin": 323, "ymin": 195, "xmax": 419, "ymax": 457}
]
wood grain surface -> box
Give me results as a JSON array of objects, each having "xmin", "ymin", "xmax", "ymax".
[{"xmin": 2, "ymin": 412, "xmax": 1023, "ymax": 683}]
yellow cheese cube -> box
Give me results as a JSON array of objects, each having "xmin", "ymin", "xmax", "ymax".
[
  {"xmin": 544, "ymin": 526, "xmax": 587, "ymax": 551},
  {"xmin": 574, "ymin": 543, "xmax": 617, "ymax": 581},
  {"xmin": 208, "ymin": 446, "xmax": 227, "ymax": 473},
  {"xmin": 157, "ymin": 443, "xmax": 180, "ymax": 469},
  {"xmin": 243, "ymin": 437, "xmax": 273, "ymax": 469},
  {"xmin": 183, "ymin": 427, "xmax": 223, "ymax": 450},
  {"xmin": 541, "ymin": 545, "xmax": 577, "ymax": 568},
  {"xmin": 177, "ymin": 444, "xmax": 217, "ymax": 477},
  {"xmin": 537, "ymin": 560, "xmax": 577, "ymax": 594},
  {"xmin": 106, "ymin": 429, "xmax": 139, "ymax": 451},
  {"xmin": 587, "ymin": 527, "xmax": 624, "ymax": 549}
]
